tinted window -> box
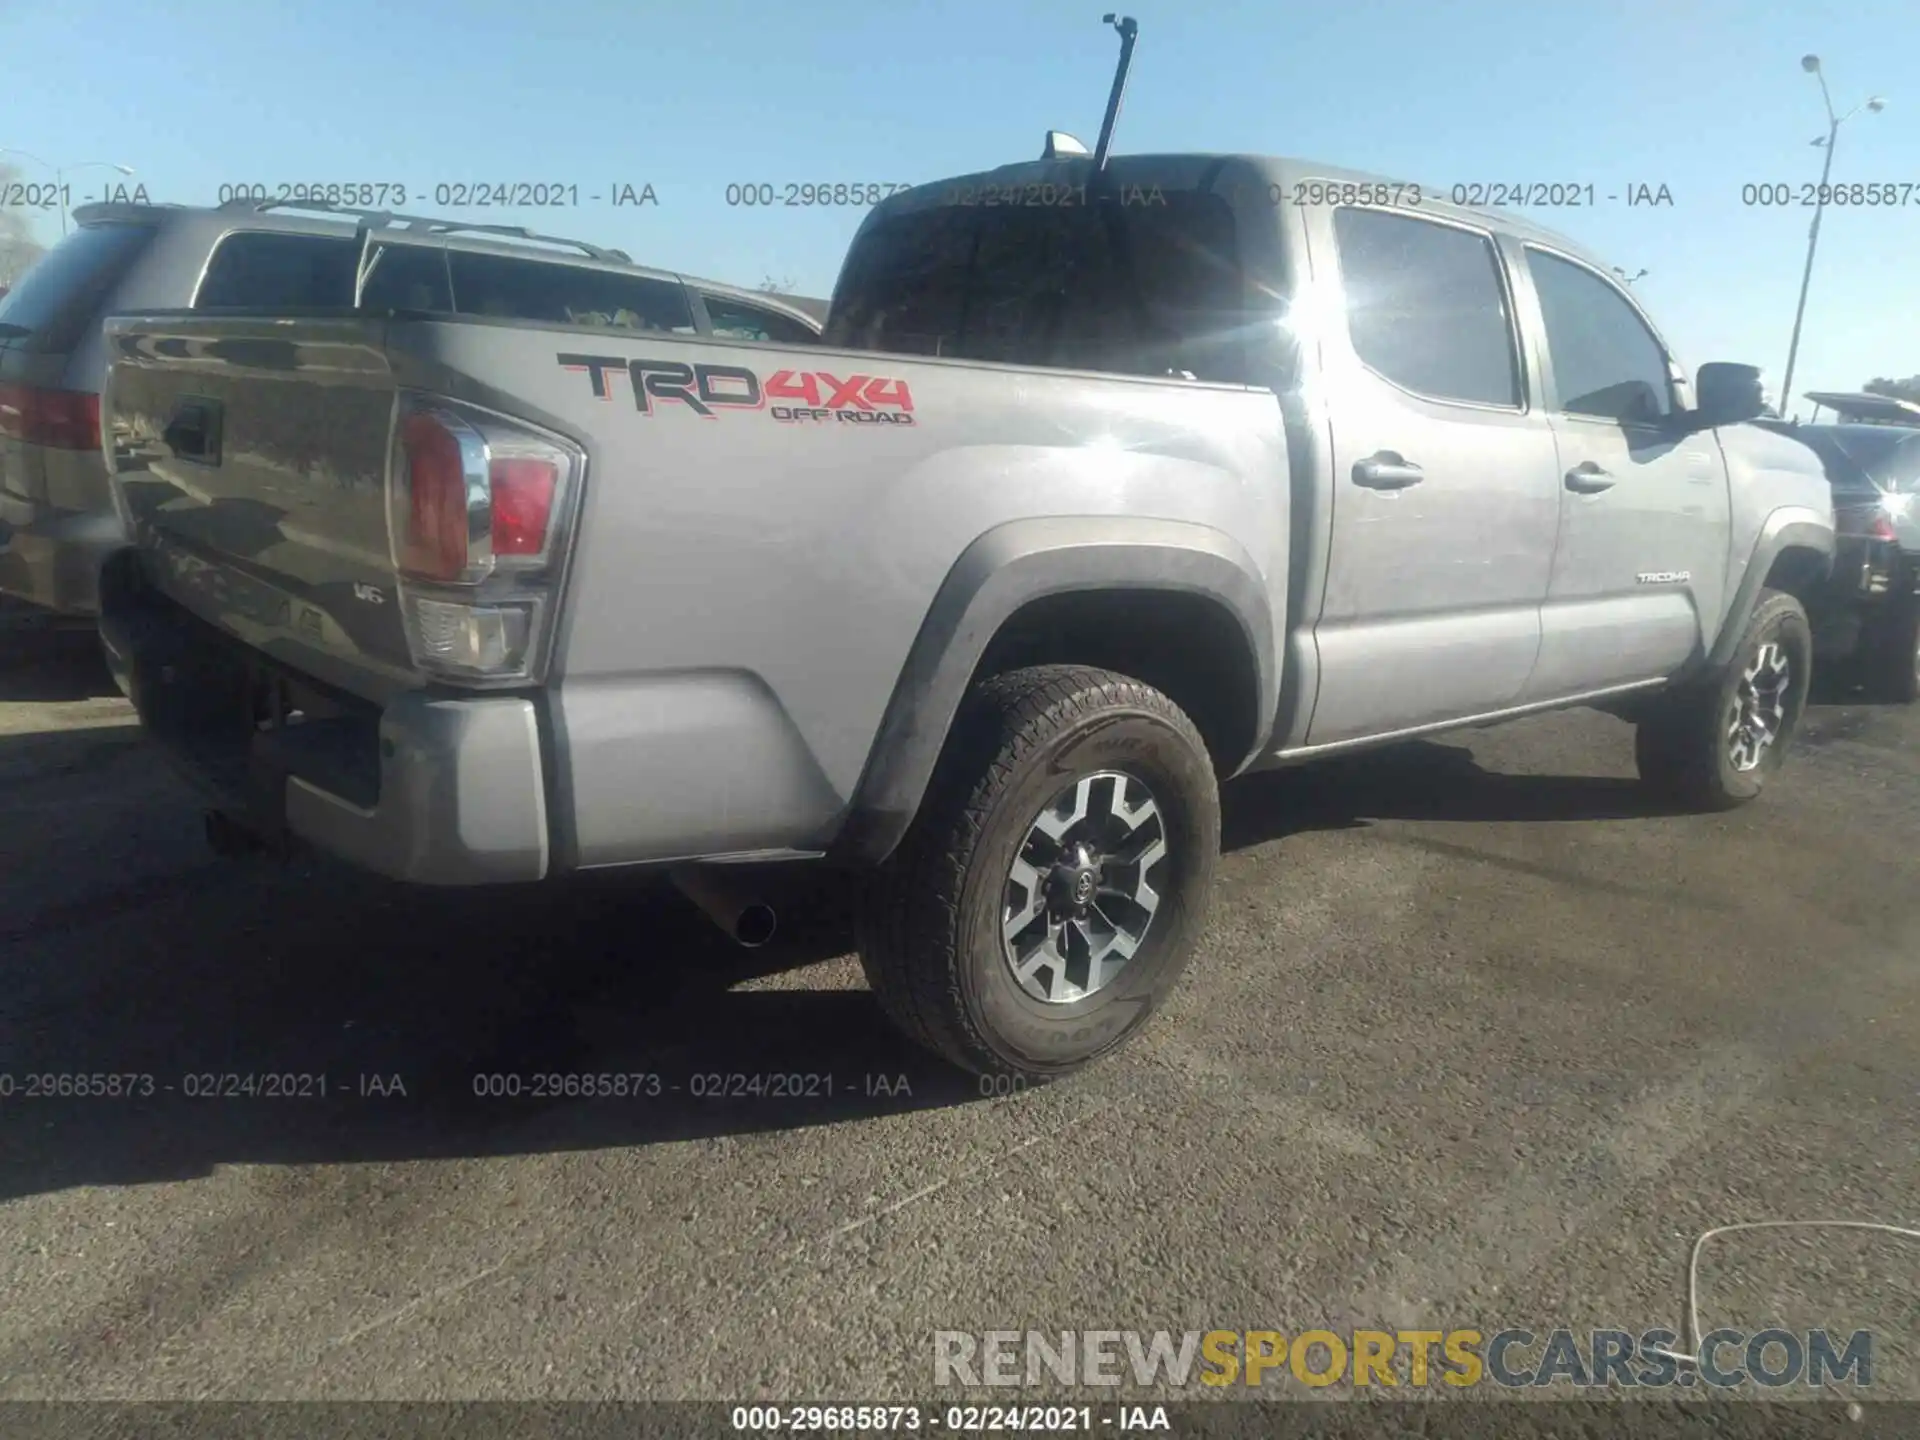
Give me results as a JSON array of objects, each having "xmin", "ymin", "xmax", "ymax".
[
  {"xmin": 1795, "ymin": 427, "xmax": 1920, "ymax": 492},
  {"xmin": 824, "ymin": 191, "xmax": 1245, "ymax": 382},
  {"xmin": 195, "ymin": 231, "xmax": 357, "ymax": 308},
  {"xmin": 445, "ymin": 250, "xmax": 693, "ymax": 333},
  {"xmin": 0, "ymin": 222, "xmax": 157, "ymax": 353},
  {"xmin": 1887, "ymin": 435, "xmax": 1920, "ymax": 487},
  {"xmin": 701, "ymin": 294, "xmax": 819, "ymax": 345},
  {"xmin": 358, "ymin": 243, "xmax": 455, "ymax": 312},
  {"xmin": 1527, "ymin": 248, "xmax": 1673, "ymax": 423},
  {"xmin": 1332, "ymin": 207, "xmax": 1519, "ymax": 407}
]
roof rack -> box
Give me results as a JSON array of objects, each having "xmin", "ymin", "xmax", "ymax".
[{"xmin": 214, "ymin": 197, "xmax": 632, "ymax": 264}]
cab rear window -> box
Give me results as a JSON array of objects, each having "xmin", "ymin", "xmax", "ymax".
[
  {"xmin": 0, "ymin": 222, "xmax": 158, "ymax": 353},
  {"xmin": 824, "ymin": 190, "xmax": 1245, "ymax": 382}
]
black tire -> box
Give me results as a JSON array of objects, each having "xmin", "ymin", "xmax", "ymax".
[
  {"xmin": 1863, "ymin": 593, "xmax": 1920, "ymax": 704},
  {"xmin": 857, "ymin": 664, "xmax": 1220, "ymax": 1081},
  {"xmin": 1634, "ymin": 587, "xmax": 1812, "ymax": 810}
]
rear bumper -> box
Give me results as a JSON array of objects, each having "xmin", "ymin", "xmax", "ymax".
[
  {"xmin": 0, "ymin": 496, "xmax": 125, "ymax": 617},
  {"xmin": 98, "ymin": 562, "xmax": 550, "ymax": 885}
]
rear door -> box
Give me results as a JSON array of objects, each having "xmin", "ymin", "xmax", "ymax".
[
  {"xmin": 1511, "ymin": 244, "xmax": 1731, "ymax": 700},
  {"xmin": 1303, "ymin": 203, "xmax": 1560, "ymax": 746}
]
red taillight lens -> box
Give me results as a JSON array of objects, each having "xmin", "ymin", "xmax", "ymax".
[
  {"xmin": 0, "ymin": 384, "xmax": 101, "ymax": 450},
  {"xmin": 399, "ymin": 411, "xmax": 470, "ymax": 581},
  {"xmin": 489, "ymin": 457, "xmax": 557, "ymax": 556},
  {"xmin": 1838, "ymin": 502, "xmax": 1902, "ymax": 543}
]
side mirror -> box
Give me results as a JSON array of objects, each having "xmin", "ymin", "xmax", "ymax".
[{"xmin": 1693, "ymin": 362, "xmax": 1767, "ymax": 428}]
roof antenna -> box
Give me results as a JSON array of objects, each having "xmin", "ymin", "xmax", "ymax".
[{"xmin": 1091, "ymin": 15, "xmax": 1139, "ymax": 172}]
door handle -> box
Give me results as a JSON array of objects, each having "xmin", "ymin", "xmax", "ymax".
[
  {"xmin": 1353, "ymin": 453, "xmax": 1425, "ymax": 490},
  {"xmin": 1564, "ymin": 463, "xmax": 1615, "ymax": 494}
]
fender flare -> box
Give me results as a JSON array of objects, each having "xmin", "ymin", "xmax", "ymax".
[
  {"xmin": 831, "ymin": 515, "xmax": 1277, "ymax": 865},
  {"xmin": 1707, "ymin": 505, "xmax": 1835, "ymax": 670}
]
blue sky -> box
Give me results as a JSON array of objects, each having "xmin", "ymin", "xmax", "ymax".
[{"xmin": 4, "ymin": 0, "xmax": 1915, "ymax": 400}]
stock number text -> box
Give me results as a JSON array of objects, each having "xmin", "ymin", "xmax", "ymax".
[
  {"xmin": 217, "ymin": 182, "xmax": 408, "ymax": 207},
  {"xmin": 1743, "ymin": 182, "xmax": 1919, "ymax": 207},
  {"xmin": 1273, "ymin": 180, "xmax": 1424, "ymax": 207},
  {"xmin": 1, "ymin": 1073, "xmax": 155, "ymax": 1099},
  {"xmin": 727, "ymin": 182, "xmax": 912, "ymax": 207}
]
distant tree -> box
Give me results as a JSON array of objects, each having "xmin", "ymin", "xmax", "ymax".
[
  {"xmin": 1864, "ymin": 374, "xmax": 1920, "ymax": 404},
  {"xmin": 756, "ymin": 274, "xmax": 797, "ymax": 294},
  {"xmin": 0, "ymin": 162, "xmax": 48, "ymax": 287}
]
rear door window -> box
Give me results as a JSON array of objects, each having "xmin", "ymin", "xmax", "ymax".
[
  {"xmin": 0, "ymin": 222, "xmax": 158, "ymax": 353},
  {"xmin": 444, "ymin": 250, "xmax": 694, "ymax": 333},
  {"xmin": 194, "ymin": 231, "xmax": 358, "ymax": 308},
  {"xmin": 1332, "ymin": 207, "xmax": 1521, "ymax": 408}
]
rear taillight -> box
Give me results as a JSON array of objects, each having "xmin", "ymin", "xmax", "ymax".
[
  {"xmin": 0, "ymin": 384, "xmax": 101, "ymax": 450},
  {"xmin": 398, "ymin": 411, "xmax": 473, "ymax": 582},
  {"xmin": 487, "ymin": 457, "xmax": 558, "ymax": 556},
  {"xmin": 1837, "ymin": 501, "xmax": 1903, "ymax": 543},
  {"xmin": 389, "ymin": 395, "xmax": 582, "ymax": 685}
]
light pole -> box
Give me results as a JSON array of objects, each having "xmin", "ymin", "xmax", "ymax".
[
  {"xmin": 1778, "ymin": 57, "xmax": 1885, "ymax": 418},
  {"xmin": 1614, "ymin": 267, "xmax": 1649, "ymax": 286},
  {"xmin": 0, "ymin": 150, "xmax": 136, "ymax": 236}
]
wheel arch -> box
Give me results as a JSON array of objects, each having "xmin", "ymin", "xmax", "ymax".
[
  {"xmin": 1707, "ymin": 508, "xmax": 1834, "ymax": 671},
  {"xmin": 831, "ymin": 517, "xmax": 1278, "ymax": 865}
]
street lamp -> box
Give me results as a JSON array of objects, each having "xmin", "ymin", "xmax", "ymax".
[
  {"xmin": 0, "ymin": 150, "xmax": 136, "ymax": 236},
  {"xmin": 1778, "ymin": 57, "xmax": 1886, "ymax": 417},
  {"xmin": 1614, "ymin": 267, "xmax": 1649, "ymax": 286}
]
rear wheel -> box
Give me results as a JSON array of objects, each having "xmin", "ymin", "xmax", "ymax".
[
  {"xmin": 1635, "ymin": 588, "xmax": 1811, "ymax": 810},
  {"xmin": 857, "ymin": 665, "xmax": 1220, "ymax": 1081}
]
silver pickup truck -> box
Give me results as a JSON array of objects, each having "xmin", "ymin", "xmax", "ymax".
[{"xmin": 96, "ymin": 150, "xmax": 1834, "ymax": 1081}]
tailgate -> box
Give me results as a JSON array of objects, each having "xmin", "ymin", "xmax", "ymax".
[{"xmin": 103, "ymin": 313, "xmax": 414, "ymax": 701}]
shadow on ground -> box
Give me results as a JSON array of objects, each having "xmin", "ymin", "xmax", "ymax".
[
  {"xmin": 4, "ymin": 650, "xmax": 1895, "ymax": 1200},
  {"xmin": 0, "ymin": 622, "xmax": 120, "ymax": 703},
  {"xmin": 1220, "ymin": 734, "xmax": 1691, "ymax": 853},
  {"xmin": 0, "ymin": 848, "xmax": 995, "ymax": 1202}
]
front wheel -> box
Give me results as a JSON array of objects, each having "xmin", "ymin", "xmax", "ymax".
[
  {"xmin": 1634, "ymin": 587, "xmax": 1812, "ymax": 810},
  {"xmin": 857, "ymin": 665, "xmax": 1221, "ymax": 1081}
]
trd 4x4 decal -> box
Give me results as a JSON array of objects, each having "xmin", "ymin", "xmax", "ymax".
[{"xmin": 557, "ymin": 354, "xmax": 916, "ymax": 426}]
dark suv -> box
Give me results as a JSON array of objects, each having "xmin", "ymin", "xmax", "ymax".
[
  {"xmin": 0, "ymin": 199, "xmax": 823, "ymax": 618},
  {"xmin": 1760, "ymin": 417, "xmax": 1920, "ymax": 701}
]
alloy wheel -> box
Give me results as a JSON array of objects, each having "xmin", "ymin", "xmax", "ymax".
[
  {"xmin": 1001, "ymin": 771, "xmax": 1168, "ymax": 1004},
  {"xmin": 1727, "ymin": 640, "xmax": 1793, "ymax": 772}
]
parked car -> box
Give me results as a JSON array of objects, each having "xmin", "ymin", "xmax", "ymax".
[
  {"xmin": 94, "ymin": 150, "xmax": 1833, "ymax": 1081},
  {"xmin": 1757, "ymin": 412, "xmax": 1920, "ymax": 701},
  {"xmin": 0, "ymin": 199, "xmax": 822, "ymax": 619}
]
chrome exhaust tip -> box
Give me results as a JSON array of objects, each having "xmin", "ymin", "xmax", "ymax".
[{"xmin": 670, "ymin": 866, "xmax": 778, "ymax": 949}]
